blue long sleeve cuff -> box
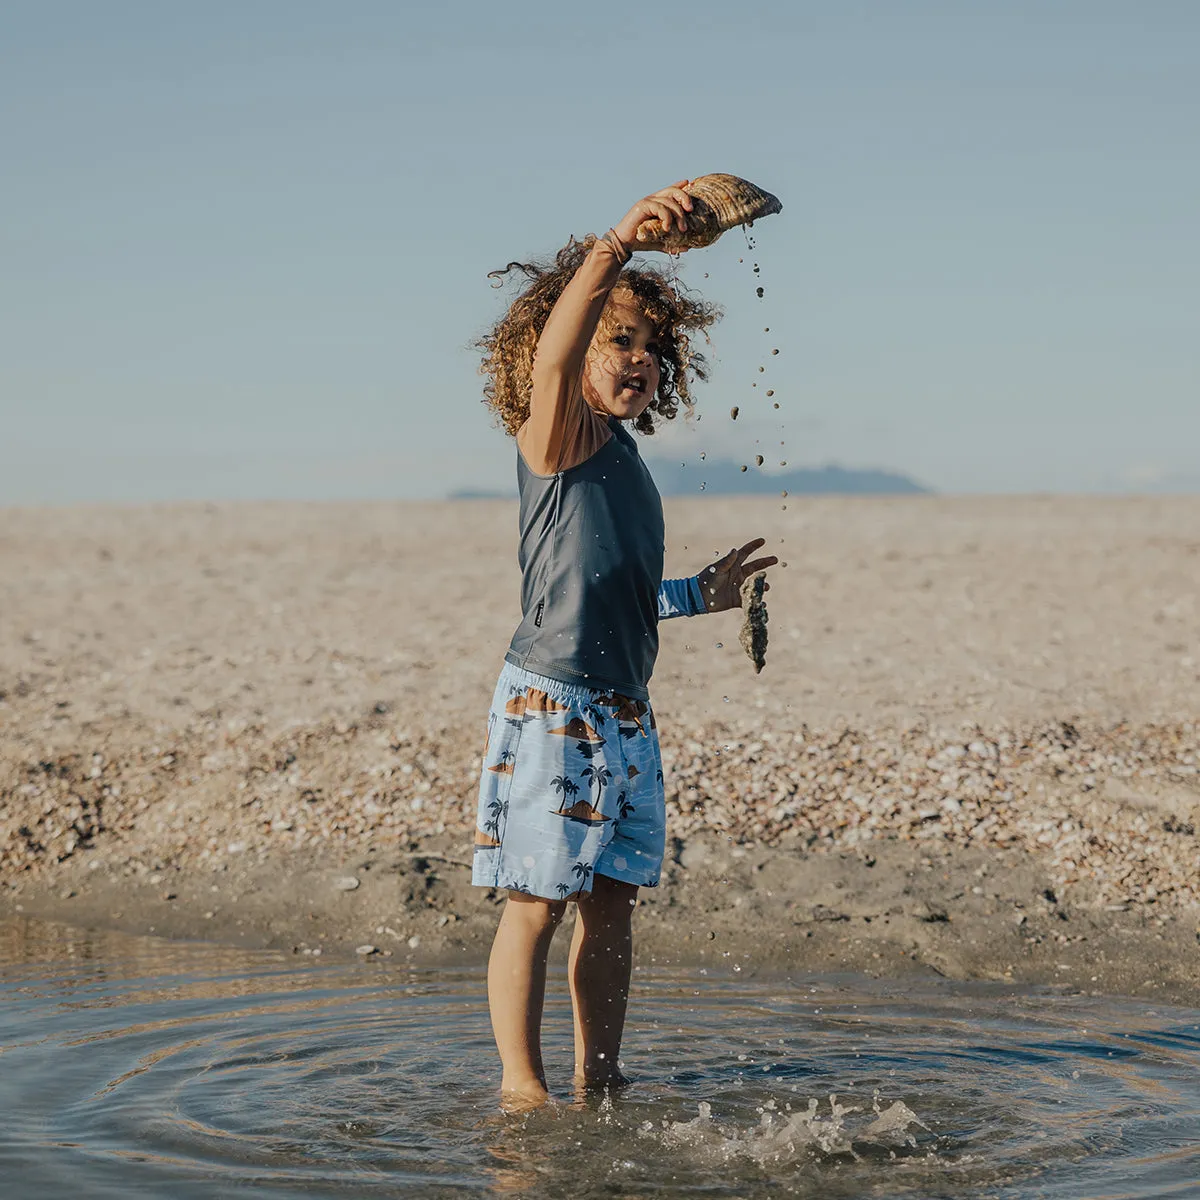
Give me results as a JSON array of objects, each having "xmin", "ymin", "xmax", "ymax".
[{"xmin": 658, "ymin": 576, "xmax": 707, "ymax": 620}]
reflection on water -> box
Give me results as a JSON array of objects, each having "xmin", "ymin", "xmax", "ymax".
[{"xmin": 2, "ymin": 916, "xmax": 1199, "ymax": 1198}]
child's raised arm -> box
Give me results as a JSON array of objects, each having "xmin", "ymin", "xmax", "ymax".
[{"xmin": 521, "ymin": 183, "xmax": 694, "ymax": 474}]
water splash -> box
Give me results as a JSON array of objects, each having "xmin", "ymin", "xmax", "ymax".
[{"xmin": 649, "ymin": 1093, "xmax": 929, "ymax": 1164}]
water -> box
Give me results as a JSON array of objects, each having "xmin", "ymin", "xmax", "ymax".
[{"xmin": 3, "ymin": 919, "xmax": 1200, "ymax": 1197}]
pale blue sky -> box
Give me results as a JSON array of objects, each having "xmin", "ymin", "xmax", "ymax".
[{"xmin": 2, "ymin": 0, "xmax": 1197, "ymax": 503}]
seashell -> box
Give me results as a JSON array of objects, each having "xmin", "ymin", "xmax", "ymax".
[{"xmin": 636, "ymin": 174, "xmax": 782, "ymax": 251}]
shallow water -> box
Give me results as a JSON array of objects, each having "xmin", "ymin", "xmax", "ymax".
[{"xmin": 2, "ymin": 919, "xmax": 1199, "ymax": 1198}]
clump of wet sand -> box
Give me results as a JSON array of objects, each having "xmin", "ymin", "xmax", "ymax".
[{"xmin": 738, "ymin": 571, "xmax": 768, "ymax": 673}]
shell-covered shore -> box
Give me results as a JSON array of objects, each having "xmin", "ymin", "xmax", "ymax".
[{"xmin": 2, "ymin": 497, "xmax": 1198, "ymax": 920}]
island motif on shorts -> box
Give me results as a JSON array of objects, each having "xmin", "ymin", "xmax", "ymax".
[{"xmin": 471, "ymin": 664, "xmax": 666, "ymax": 899}]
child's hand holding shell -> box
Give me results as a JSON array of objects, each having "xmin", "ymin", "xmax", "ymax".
[{"xmin": 611, "ymin": 182, "xmax": 696, "ymax": 253}]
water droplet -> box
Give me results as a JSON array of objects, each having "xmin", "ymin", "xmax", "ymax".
[
  {"xmin": 773, "ymin": 402, "xmax": 780, "ymax": 409},
  {"xmin": 715, "ymin": 642, "xmax": 724, "ymax": 649},
  {"xmin": 781, "ymin": 561, "xmax": 788, "ymax": 568},
  {"xmin": 740, "ymin": 464, "xmax": 747, "ymax": 472},
  {"xmin": 780, "ymin": 490, "xmax": 788, "ymax": 498},
  {"xmin": 763, "ymin": 327, "xmax": 769, "ymax": 332},
  {"xmin": 730, "ymin": 406, "xmax": 739, "ymax": 420},
  {"xmin": 703, "ymin": 272, "xmax": 709, "ymax": 278},
  {"xmin": 756, "ymin": 287, "xmax": 764, "ymax": 298},
  {"xmin": 758, "ymin": 366, "xmax": 765, "ymax": 373},
  {"xmin": 699, "ymin": 451, "xmax": 706, "ymax": 460},
  {"xmin": 780, "ymin": 460, "xmax": 787, "ymax": 466},
  {"xmin": 722, "ymin": 696, "xmax": 730, "ymax": 703},
  {"xmin": 771, "ymin": 348, "xmax": 779, "ymax": 355},
  {"xmin": 766, "ymin": 389, "xmax": 774, "ymax": 397},
  {"xmin": 738, "ymin": 257, "xmax": 743, "ymax": 263},
  {"xmin": 699, "ymin": 481, "xmax": 706, "ymax": 491},
  {"xmin": 755, "ymin": 455, "xmax": 764, "ymax": 466}
]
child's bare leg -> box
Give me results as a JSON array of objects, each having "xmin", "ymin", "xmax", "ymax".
[
  {"xmin": 487, "ymin": 892, "xmax": 567, "ymax": 1108},
  {"xmin": 568, "ymin": 873, "xmax": 637, "ymax": 1087}
]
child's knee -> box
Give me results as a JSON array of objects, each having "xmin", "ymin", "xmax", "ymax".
[{"xmin": 506, "ymin": 893, "xmax": 568, "ymax": 930}]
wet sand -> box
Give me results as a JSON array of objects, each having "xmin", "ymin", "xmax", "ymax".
[{"xmin": 1, "ymin": 497, "xmax": 1198, "ymax": 1000}]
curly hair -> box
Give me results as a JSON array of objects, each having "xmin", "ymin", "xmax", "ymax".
[{"xmin": 476, "ymin": 235, "xmax": 722, "ymax": 437}]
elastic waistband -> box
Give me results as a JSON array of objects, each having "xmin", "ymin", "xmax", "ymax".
[{"xmin": 498, "ymin": 657, "xmax": 650, "ymax": 705}]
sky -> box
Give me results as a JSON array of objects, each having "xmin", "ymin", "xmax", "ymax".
[{"xmin": 2, "ymin": 0, "xmax": 1197, "ymax": 504}]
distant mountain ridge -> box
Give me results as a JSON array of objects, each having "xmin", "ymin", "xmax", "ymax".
[
  {"xmin": 643, "ymin": 457, "xmax": 930, "ymax": 496},
  {"xmin": 449, "ymin": 457, "xmax": 929, "ymax": 499}
]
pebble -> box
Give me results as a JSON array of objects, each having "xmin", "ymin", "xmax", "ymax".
[
  {"xmin": 355, "ymin": 944, "xmax": 379, "ymax": 956},
  {"xmin": 333, "ymin": 876, "xmax": 360, "ymax": 892}
]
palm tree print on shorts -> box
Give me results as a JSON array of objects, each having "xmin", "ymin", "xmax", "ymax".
[
  {"xmin": 487, "ymin": 747, "xmax": 517, "ymax": 775},
  {"xmin": 581, "ymin": 763, "xmax": 613, "ymax": 800},
  {"xmin": 550, "ymin": 770, "xmax": 608, "ymax": 825},
  {"xmin": 475, "ymin": 796, "xmax": 508, "ymax": 849}
]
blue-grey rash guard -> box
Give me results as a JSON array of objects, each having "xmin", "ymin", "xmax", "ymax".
[{"xmin": 505, "ymin": 415, "xmax": 704, "ymax": 700}]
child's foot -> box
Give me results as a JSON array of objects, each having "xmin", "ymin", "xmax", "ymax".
[
  {"xmin": 499, "ymin": 1077, "xmax": 552, "ymax": 1113},
  {"xmin": 573, "ymin": 1068, "xmax": 632, "ymax": 1096}
]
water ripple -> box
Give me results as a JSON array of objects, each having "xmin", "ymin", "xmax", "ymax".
[{"xmin": 1, "ymin": 919, "xmax": 1199, "ymax": 1198}]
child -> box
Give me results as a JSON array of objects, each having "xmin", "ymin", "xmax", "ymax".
[{"xmin": 473, "ymin": 181, "xmax": 777, "ymax": 1109}]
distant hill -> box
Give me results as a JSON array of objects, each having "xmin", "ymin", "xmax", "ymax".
[
  {"xmin": 644, "ymin": 457, "xmax": 931, "ymax": 496},
  {"xmin": 448, "ymin": 458, "xmax": 929, "ymax": 500}
]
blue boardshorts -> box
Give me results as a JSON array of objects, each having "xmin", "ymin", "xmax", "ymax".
[{"xmin": 471, "ymin": 662, "xmax": 666, "ymax": 900}]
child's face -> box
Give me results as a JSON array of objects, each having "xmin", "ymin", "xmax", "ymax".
[{"xmin": 582, "ymin": 293, "xmax": 661, "ymax": 422}]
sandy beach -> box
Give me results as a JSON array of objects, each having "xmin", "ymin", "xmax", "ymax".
[{"xmin": 2, "ymin": 497, "xmax": 1198, "ymax": 1000}]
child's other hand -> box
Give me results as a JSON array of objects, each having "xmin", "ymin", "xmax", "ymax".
[
  {"xmin": 612, "ymin": 182, "xmax": 694, "ymax": 251},
  {"xmin": 698, "ymin": 539, "xmax": 779, "ymax": 613}
]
